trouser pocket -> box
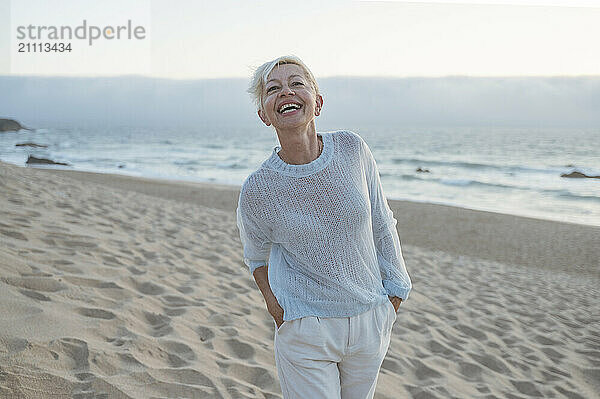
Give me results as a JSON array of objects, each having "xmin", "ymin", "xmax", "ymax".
[
  {"xmin": 386, "ymin": 299, "xmax": 397, "ymax": 322},
  {"xmin": 274, "ymin": 317, "xmax": 291, "ymax": 334}
]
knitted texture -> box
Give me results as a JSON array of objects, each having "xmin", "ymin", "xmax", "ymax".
[{"xmin": 236, "ymin": 130, "xmax": 412, "ymax": 321}]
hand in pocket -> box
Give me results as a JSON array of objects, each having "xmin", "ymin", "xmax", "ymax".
[
  {"xmin": 388, "ymin": 295, "xmax": 402, "ymax": 312},
  {"xmin": 267, "ymin": 299, "xmax": 285, "ymax": 329}
]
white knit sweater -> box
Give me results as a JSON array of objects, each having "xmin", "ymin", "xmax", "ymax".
[{"xmin": 236, "ymin": 130, "xmax": 412, "ymax": 321}]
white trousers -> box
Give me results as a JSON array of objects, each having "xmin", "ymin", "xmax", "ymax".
[{"xmin": 273, "ymin": 300, "xmax": 397, "ymax": 399}]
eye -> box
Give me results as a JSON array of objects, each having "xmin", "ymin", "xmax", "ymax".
[
  {"xmin": 266, "ymin": 86, "xmax": 278, "ymax": 93},
  {"xmin": 292, "ymin": 81, "xmax": 304, "ymax": 86}
]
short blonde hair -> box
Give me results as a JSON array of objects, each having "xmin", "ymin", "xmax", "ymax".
[{"xmin": 247, "ymin": 55, "xmax": 321, "ymax": 112}]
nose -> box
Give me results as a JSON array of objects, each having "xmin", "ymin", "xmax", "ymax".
[{"xmin": 280, "ymin": 84, "xmax": 295, "ymax": 96}]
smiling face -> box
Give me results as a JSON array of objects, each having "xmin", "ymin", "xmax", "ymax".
[{"xmin": 258, "ymin": 63, "xmax": 323, "ymax": 131}]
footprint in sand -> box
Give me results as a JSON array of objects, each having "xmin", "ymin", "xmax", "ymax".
[
  {"xmin": 40, "ymin": 238, "xmax": 56, "ymax": 246},
  {"xmin": 19, "ymin": 289, "xmax": 51, "ymax": 302},
  {"xmin": 221, "ymin": 327, "xmax": 239, "ymax": 337},
  {"xmin": 381, "ymin": 358, "xmax": 403, "ymax": 374},
  {"xmin": 412, "ymin": 359, "xmax": 443, "ymax": 381},
  {"xmin": 555, "ymin": 386, "xmax": 587, "ymax": 399},
  {"xmin": 541, "ymin": 347, "xmax": 566, "ymax": 361},
  {"xmin": 43, "ymin": 233, "xmax": 98, "ymax": 250},
  {"xmin": 458, "ymin": 360, "xmax": 484, "ymax": 381},
  {"xmin": 159, "ymin": 340, "xmax": 197, "ymax": 362},
  {"xmin": 405, "ymin": 384, "xmax": 453, "ymax": 399},
  {"xmin": 24, "ymin": 210, "xmax": 42, "ymax": 218},
  {"xmin": 149, "ymin": 368, "xmax": 214, "ymax": 388},
  {"xmin": 208, "ymin": 313, "xmax": 234, "ymax": 327},
  {"xmin": 427, "ymin": 340, "xmax": 456, "ymax": 357},
  {"xmin": 163, "ymin": 306, "xmax": 187, "ymax": 317},
  {"xmin": 215, "ymin": 338, "xmax": 256, "ymax": 360},
  {"xmin": 51, "ymin": 260, "xmax": 82, "ymax": 274},
  {"xmin": 3, "ymin": 276, "xmax": 65, "ymax": 292},
  {"xmin": 72, "ymin": 372, "xmax": 109, "ymax": 399},
  {"xmin": 76, "ymin": 307, "xmax": 116, "ymax": 320},
  {"xmin": 63, "ymin": 240, "xmax": 98, "ymax": 249},
  {"xmin": 469, "ymin": 352, "xmax": 510, "ymax": 374},
  {"xmin": 74, "ymin": 372, "xmax": 95, "ymax": 382},
  {"xmin": 197, "ymin": 326, "xmax": 215, "ymax": 342},
  {"xmin": 160, "ymin": 295, "xmax": 191, "ymax": 306},
  {"xmin": 226, "ymin": 363, "xmax": 277, "ymax": 390},
  {"xmin": 221, "ymin": 381, "xmax": 268, "ymax": 399},
  {"xmin": 11, "ymin": 217, "xmax": 32, "ymax": 227},
  {"xmin": 118, "ymin": 248, "xmax": 134, "ymax": 255},
  {"xmin": 132, "ymin": 280, "xmax": 165, "ymax": 295},
  {"xmin": 534, "ymin": 334, "xmax": 561, "ymax": 346},
  {"xmin": 510, "ymin": 380, "xmax": 543, "ymax": 397},
  {"xmin": 26, "ymin": 247, "xmax": 46, "ymax": 254},
  {"xmin": 132, "ymin": 256, "xmax": 148, "ymax": 266},
  {"xmin": 1, "ymin": 336, "xmax": 29, "ymax": 356},
  {"xmin": 455, "ymin": 324, "xmax": 487, "ymax": 341},
  {"xmin": 107, "ymin": 337, "xmax": 128, "ymax": 347},
  {"xmin": 143, "ymin": 311, "xmax": 173, "ymax": 337},
  {"xmin": 49, "ymin": 337, "xmax": 89, "ymax": 370},
  {"xmin": 63, "ymin": 276, "xmax": 120, "ymax": 289},
  {"xmin": 127, "ymin": 266, "xmax": 146, "ymax": 275},
  {"xmin": 176, "ymin": 285, "xmax": 194, "ymax": 294},
  {"xmin": 0, "ymin": 230, "xmax": 28, "ymax": 240},
  {"xmin": 101, "ymin": 255, "xmax": 124, "ymax": 266},
  {"xmin": 138, "ymin": 248, "xmax": 157, "ymax": 260}
]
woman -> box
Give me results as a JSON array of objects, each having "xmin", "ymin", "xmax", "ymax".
[{"xmin": 236, "ymin": 55, "xmax": 412, "ymax": 399}]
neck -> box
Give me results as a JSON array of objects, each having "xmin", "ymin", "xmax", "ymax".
[{"xmin": 276, "ymin": 122, "xmax": 322, "ymax": 165}]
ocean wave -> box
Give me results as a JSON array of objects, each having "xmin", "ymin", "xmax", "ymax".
[
  {"xmin": 392, "ymin": 173, "xmax": 599, "ymax": 202},
  {"xmin": 439, "ymin": 179, "xmax": 473, "ymax": 187},
  {"xmin": 392, "ymin": 173, "xmax": 515, "ymax": 190},
  {"xmin": 390, "ymin": 157, "xmax": 567, "ymax": 175},
  {"xmin": 381, "ymin": 173, "xmax": 421, "ymax": 181},
  {"xmin": 551, "ymin": 190, "xmax": 600, "ymax": 202},
  {"xmin": 215, "ymin": 161, "xmax": 246, "ymax": 169},
  {"xmin": 173, "ymin": 159, "xmax": 200, "ymax": 166}
]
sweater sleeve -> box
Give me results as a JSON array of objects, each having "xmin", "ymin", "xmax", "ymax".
[
  {"xmin": 236, "ymin": 187, "xmax": 273, "ymax": 275},
  {"xmin": 360, "ymin": 137, "xmax": 412, "ymax": 301}
]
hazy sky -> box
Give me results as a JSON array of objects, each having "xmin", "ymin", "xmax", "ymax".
[
  {"xmin": 3, "ymin": 75, "xmax": 599, "ymax": 128},
  {"xmin": 3, "ymin": 0, "xmax": 600, "ymax": 78}
]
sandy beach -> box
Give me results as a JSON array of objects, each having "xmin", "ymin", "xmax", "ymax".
[{"xmin": 1, "ymin": 160, "xmax": 598, "ymax": 398}]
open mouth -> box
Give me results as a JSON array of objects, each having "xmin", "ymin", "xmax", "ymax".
[{"xmin": 278, "ymin": 102, "xmax": 302, "ymax": 114}]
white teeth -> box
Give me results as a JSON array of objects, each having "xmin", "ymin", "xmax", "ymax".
[{"xmin": 278, "ymin": 103, "xmax": 301, "ymax": 113}]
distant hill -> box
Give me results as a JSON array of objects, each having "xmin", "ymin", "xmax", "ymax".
[{"xmin": 0, "ymin": 75, "xmax": 598, "ymax": 128}]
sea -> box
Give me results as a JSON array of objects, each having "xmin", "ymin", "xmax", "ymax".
[{"xmin": 1, "ymin": 124, "xmax": 598, "ymax": 226}]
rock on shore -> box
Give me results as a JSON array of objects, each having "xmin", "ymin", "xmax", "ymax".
[
  {"xmin": 26, "ymin": 156, "xmax": 69, "ymax": 166},
  {"xmin": 16, "ymin": 142, "xmax": 48, "ymax": 148},
  {"xmin": 0, "ymin": 119, "xmax": 29, "ymax": 132},
  {"xmin": 561, "ymin": 170, "xmax": 600, "ymax": 179}
]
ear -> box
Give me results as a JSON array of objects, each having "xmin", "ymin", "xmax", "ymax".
[
  {"xmin": 258, "ymin": 109, "xmax": 271, "ymax": 126},
  {"xmin": 314, "ymin": 94, "xmax": 324, "ymax": 116}
]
